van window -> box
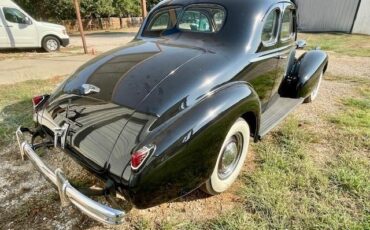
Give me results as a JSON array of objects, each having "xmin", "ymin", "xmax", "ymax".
[
  {"xmin": 3, "ymin": 7, "xmax": 28, "ymax": 24},
  {"xmin": 262, "ymin": 10, "xmax": 279, "ymax": 45}
]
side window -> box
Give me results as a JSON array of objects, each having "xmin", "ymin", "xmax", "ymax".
[
  {"xmin": 212, "ymin": 9, "xmax": 226, "ymax": 31},
  {"xmin": 149, "ymin": 12, "xmax": 170, "ymax": 31},
  {"xmin": 179, "ymin": 10, "xmax": 211, "ymax": 32},
  {"xmin": 262, "ymin": 10, "xmax": 279, "ymax": 45},
  {"xmin": 3, "ymin": 7, "xmax": 27, "ymax": 24},
  {"xmin": 145, "ymin": 7, "xmax": 180, "ymax": 34},
  {"xmin": 280, "ymin": 8, "xmax": 294, "ymax": 40}
]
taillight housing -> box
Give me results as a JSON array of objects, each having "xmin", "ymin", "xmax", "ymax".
[
  {"xmin": 32, "ymin": 95, "xmax": 48, "ymax": 110},
  {"xmin": 131, "ymin": 144, "xmax": 156, "ymax": 171}
]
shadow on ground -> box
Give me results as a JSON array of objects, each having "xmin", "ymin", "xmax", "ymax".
[{"xmin": 0, "ymin": 48, "xmax": 45, "ymax": 54}]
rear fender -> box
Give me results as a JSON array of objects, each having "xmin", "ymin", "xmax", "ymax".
[{"xmin": 127, "ymin": 82, "xmax": 260, "ymax": 208}]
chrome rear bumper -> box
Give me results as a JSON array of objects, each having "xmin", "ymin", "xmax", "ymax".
[{"xmin": 16, "ymin": 127, "xmax": 125, "ymax": 225}]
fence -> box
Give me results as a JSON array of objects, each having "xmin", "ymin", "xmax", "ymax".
[{"xmin": 62, "ymin": 17, "xmax": 143, "ymax": 32}]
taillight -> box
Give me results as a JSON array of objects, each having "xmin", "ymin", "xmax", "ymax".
[
  {"xmin": 32, "ymin": 95, "xmax": 45, "ymax": 108},
  {"xmin": 131, "ymin": 145, "xmax": 156, "ymax": 171}
]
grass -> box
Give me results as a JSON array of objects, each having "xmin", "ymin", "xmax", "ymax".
[
  {"xmin": 0, "ymin": 76, "xmax": 64, "ymax": 147},
  {"xmin": 2, "ymin": 78, "xmax": 367, "ymax": 229},
  {"xmin": 1, "ymin": 34, "xmax": 369, "ymax": 228},
  {"xmin": 329, "ymin": 83, "xmax": 370, "ymax": 149},
  {"xmin": 298, "ymin": 33, "xmax": 370, "ymax": 57},
  {"xmin": 174, "ymin": 117, "xmax": 369, "ymax": 229},
  {"xmin": 175, "ymin": 77, "xmax": 370, "ymax": 229}
]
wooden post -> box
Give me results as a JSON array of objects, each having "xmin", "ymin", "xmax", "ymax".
[
  {"xmin": 73, "ymin": 0, "xmax": 88, "ymax": 54},
  {"xmin": 141, "ymin": 0, "xmax": 147, "ymax": 18}
]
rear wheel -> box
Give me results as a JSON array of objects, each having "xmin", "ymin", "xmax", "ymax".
[
  {"xmin": 304, "ymin": 71, "xmax": 323, "ymax": 103},
  {"xmin": 42, "ymin": 36, "xmax": 60, "ymax": 52},
  {"xmin": 202, "ymin": 118, "xmax": 250, "ymax": 195}
]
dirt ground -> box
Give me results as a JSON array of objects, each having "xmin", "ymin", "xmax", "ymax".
[
  {"xmin": 0, "ymin": 30, "xmax": 137, "ymax": 85},
  {"xmin": 0, "ymin": 49, "xmax": 369, "ymax": 229}
]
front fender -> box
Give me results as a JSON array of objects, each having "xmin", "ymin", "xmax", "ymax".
[
  {"xmin": 127, "ymin": 82, "xmax": 260, "ymax": 208},
  {"xmin": 279, "ymin": 50, "xmax": 328, "ymax": 98},
  {"xmin": 295, "ymin": 50, "xmax": 328, "ymax": 98}
]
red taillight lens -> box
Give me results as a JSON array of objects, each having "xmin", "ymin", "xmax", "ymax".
[
  {"xmin": 131, "ymin": 145, "xmax": 155, "ymax": 171},
  {"xmin": 32, "ymin": 95, "xmax": 45, "ymax": 107}
]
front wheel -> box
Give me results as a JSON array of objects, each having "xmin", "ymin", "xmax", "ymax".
[
  {"xmin": 202, "ymin": 118, "xmax": 250, "ymax": 195},
  {"xmin": 304, "ymin": 71, "xmax": 323, "ymax": 103},
  {"xmin": 42, "ymin": 36, "xmax": 60, "ymax": 52}
]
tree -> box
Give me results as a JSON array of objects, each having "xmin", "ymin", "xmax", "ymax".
[
  {"xmin": 14, "ymin": 0, "xmax": 74, "ymax": 21},
  {"xmin": 147, "ymin": 0, "xmax": 162, "ymax": 11},
  {"xmin": 80, "ymin": 0, "xmax": 115, "ymax": 18},
  {"xmin": 14, "ymin": 0, "xmax": 149, "ymax": 21},
  {"xmin": 114, "ymin": 0, "xmax": 141, "ymax": 18}
]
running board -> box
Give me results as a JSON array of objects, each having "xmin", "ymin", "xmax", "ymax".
[{"xmin": 258, "ymin": 97, "xmax": 304, "ymax": 137}]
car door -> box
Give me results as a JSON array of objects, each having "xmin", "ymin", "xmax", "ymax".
[
  {"xmin": 270, "ymin": 3, "xmax": 297, "ymax": 102},
  {"xmin": 0, "ymin": 7, "xmax": 11, "ymax": 47},
  {"xmin": 245, "ymin": 6, "xmax": 281, "ymax": 112},
  {"xmin": 2, "ymin": 7, "xmax": 37, "ymax": 47}
]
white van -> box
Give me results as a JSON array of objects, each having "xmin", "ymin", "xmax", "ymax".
[{"xmin": 0, "ymin": 0, "xmax": 69, "ymax": 52}]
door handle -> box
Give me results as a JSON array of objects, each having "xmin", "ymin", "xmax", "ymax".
[{"xmin": 6, "ymin": 25, "xmax": 13, "ymax": 27}]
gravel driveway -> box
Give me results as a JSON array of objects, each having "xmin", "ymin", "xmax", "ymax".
[{"xmin": 0, "ymin": 31, "xmax": 137, "ymax": 85}]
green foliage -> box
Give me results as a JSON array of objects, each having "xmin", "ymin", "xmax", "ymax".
[
  {"xmin": 13, "ymin": 0, "xmax": 151, "ymax": 21},
  {"xmin": 14, "ymin": 0, "xmax": 74, "ymax": 21},
  {"xmin": 114, "ymin": 0, "xmax": 141, "ymax": 17},
  {"xmin": 80, "ymin": 0, "xmax": 115, "ymax": 17},
  {"xmin": 147, "ymin": 0, "xmax": 162, "ymax": 9}
]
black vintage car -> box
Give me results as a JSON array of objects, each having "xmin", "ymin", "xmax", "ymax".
[{"xmin": 16, "ymin": 0, "xmax": 328, "ymax": 225}]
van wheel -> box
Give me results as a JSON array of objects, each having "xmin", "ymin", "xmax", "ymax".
[
  {"xmin": 304, "ymin": 71, "xmax": 323, "ymax": 103},
  {"xmin": 42, "ymin": 36, "xmax": 60, "ymax": 52},
  {"xmin": 202, "ymin": 118, "xmax": 250, "ymax": 195}
]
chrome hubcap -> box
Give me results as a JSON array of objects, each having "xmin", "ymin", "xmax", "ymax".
[
  {"xmin": 218, "ymin": 133, "xmax": 243, "ymax": 180},
  {"xmin": 46, "ymin": 39, "xmax": 58, "ymax": 51}
]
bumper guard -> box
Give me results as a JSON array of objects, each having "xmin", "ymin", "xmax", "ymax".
[{"xmin": 16, "ymin": 127, "xmax": 125, "ymax": 225}]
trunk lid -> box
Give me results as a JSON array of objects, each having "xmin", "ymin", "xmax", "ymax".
[{"xmin": 42, "ymin": 41, "xmax": 203, "ymax": 175}]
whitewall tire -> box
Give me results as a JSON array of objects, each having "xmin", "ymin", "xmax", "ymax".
[
  {"xmin": 202, "ymin": 118, "xmax": 250, "ymax": 195},
  {"xmin": 304, "ymin": 71, "xmax": 323, "ymax": 103}
]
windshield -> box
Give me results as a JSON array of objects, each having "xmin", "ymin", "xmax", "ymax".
[{"xmin": 142, "ymin": 4, "xmax": 226, "ymax": 37}]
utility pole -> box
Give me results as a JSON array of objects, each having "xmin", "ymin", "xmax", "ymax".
[
  {"xmin": 73, "ymin": 0, "xmax": 88, "ymax": 54},
  {"xmin": 141, "ymin": 0, "xmax": 147, "ymax": 18}
]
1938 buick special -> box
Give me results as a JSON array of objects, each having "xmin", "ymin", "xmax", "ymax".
[{"xmin": 16, "ymin": 0, "xmax": 328, "ymax": 225}]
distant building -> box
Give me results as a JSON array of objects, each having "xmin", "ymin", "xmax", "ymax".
[{"xmin": 295, "ymin": 0, "xmax": 370, "ymax": 35}]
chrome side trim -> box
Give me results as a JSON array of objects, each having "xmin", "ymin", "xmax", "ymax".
[
  {"xmin": 16, "ymin": 127, "xmax": 125, "ymax": 225},
  {"xmin": 250, "ymin": 44, "xmax": 294, "ymax": 62}
]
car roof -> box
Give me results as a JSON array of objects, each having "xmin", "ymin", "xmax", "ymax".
[
  {"xmin": 143, "ymin": 0, "xmax": 297, "ymax": 51},
  {"xmin": 155, "ymin": 0, "xmax": 292, "ymax": 9}
]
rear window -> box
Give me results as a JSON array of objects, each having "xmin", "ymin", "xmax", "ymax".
[
  {"xmin": 178, "ymin": 7, "xmax": 225, "ymax": 33},
  {"xmin": 143, "ymin": 4, "xmax": 226, "ymax": 37}
]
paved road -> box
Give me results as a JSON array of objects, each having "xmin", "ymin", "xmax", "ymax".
[{"xmin": 0, "ymin": 32, "xmax": 136, "ymax": 85}]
